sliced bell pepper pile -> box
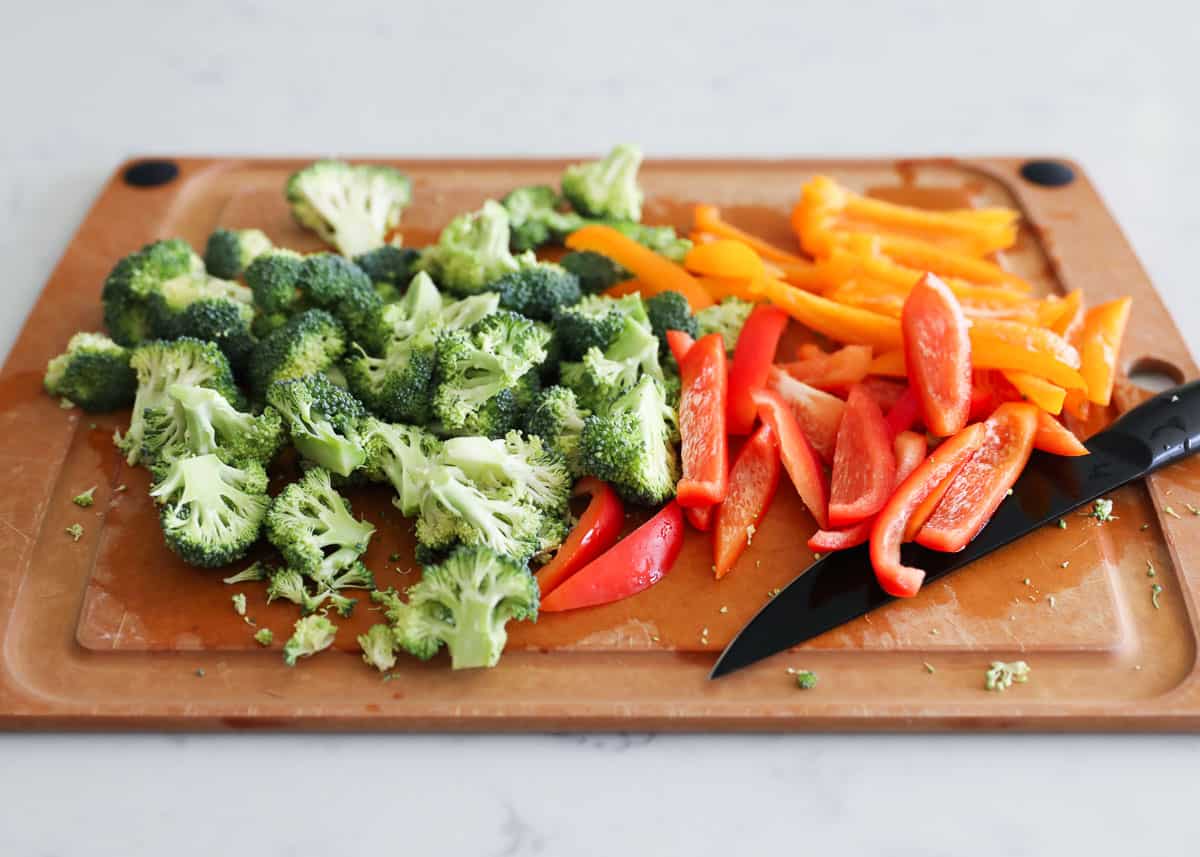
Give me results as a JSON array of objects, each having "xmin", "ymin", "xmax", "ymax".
[
  {"xmin": 536, "ymin": 478, "xmax": 625, "ymax": 598},
  {"xmin": 902, "ymin": 274, "xmax": 971, "ymax": 436},
  {"xmin": 567, "ymin": 224, "xmax": 714, "ymax": 310},
  {"xmin": 726, "ymin": 305, "xmax": 789, "ymax": 434},
  {"xmin": 713, "ymin": 422, "xmax": 782, "ymax": 577},
  {"xmin": 540, "ymin": 502, "xmax": 685, "ymax": 612},
  {"xmin": 676, "ymin": 333, "xmax": 730, "ymax": 508}
]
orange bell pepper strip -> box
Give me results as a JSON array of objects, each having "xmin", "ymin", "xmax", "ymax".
[
  {"xmin": 567, "ymin": 225, "xmax": 714, "ymax": 310},
  {"xmin": 684, "ymin": 239, "xmax": 765, "ymax": 280},
  {"xmin": 872, "ymin": 234, "xmax": 1033, "ymax": 292},
  {"xmin": 713, "ymin": 422, "xmax": 782, "ymax": 578},
  {"xmin": 915, "ymin": 403, "xmax": 1039, "ymax": 553},
  {"xmin": 780, "ymin": 344, "xmax": 873, "ymax": 391},
  {"xmin": 967, "ymin": 324, "xmax": 1087, "ymax": 391},
  {"xmin": 1076, "ymin": 297, "xmax": 1132, "ymax": 406},
  {"xmin": 870, "ymin": 422, "xmax": 988, "ymax": 597},
  {"xmin": 535, "ymin": 478, "xmax": 625, "ymax": 598},
  {"xmin": 902, "ymin": 274, "xmax": 972, "ymax": 437},
  {"xmin": 693, "ymin": 204, "xmax": 807, "ymax": 266},
  {"xmin": 1001, "ymin": 370, "xmax": 1066, "ymax": 415},
  {"xmin": 869, "ymin": 349, "xmax": 908, "ymax": 377},
  {"xmin": 753, "ymin": 277, "xmax": 903, "ymax": 351},
  {"xmin": 970, "ymin": 319, "xmax": 1080, "ymax": 368},
  {"xmin": 1033, "ymin": 410, "xmax": 1090, "ymax": 457},
  {"xmin": 695, "ymin": 275, "xmax": 764, "ymax": 304},
  {"xmin": 1050, "ymin": 289, "xmax": 1085, "ymax": 341}
]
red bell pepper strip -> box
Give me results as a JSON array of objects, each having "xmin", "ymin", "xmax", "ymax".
[
  {"xmin": 666, "ymin": 329, "xmax": 695, "ymax": 366},
  {"xmin": 916, "ymin": 402, "xmax": 1039, "ymax": 552},
  {"xmin": 727, "ymin": 304, "xmax": 789, "ymax": 434},
  {"xmin": 828, "ymin": 385, "xmax": 896, "ymax": 528},
  {"xmin": 902, "ymin": 273, "xmax": 971, "ymax": 436},
  {"xmin": 1032, "ymin": 410, "xmax": 1090, "ymax": 457},
  {"xmin": 676, "ymin": 333, "xmax": 729, "ymax": 508},
  {"xmin": 870, "ymin": 422, "xmax": 988, "ymax": 597},
  {"xmin": 686, "ymin": 503, "xmax": 714, "ymax": 531},
  {"xmin": 780, "ymin": 344, "xmax": 873, "ymax": 391},
  {"xmin": 766, "ymin": 367, "xmax": 845, "ymax": 463},
  {"xmin": 807, "ymin": 429, "xmax": 926, "ymax": 551},
  {"xmin": 713, "ymin": 422, "xmax": 782, "ymax": 577},
  {"xmin": 751, "ymin": 388, "xmax": 830, "ymax": 529},
  {"xmin": 535, "ymin": 478, "xmax": 625, "ymax": 598},
  {"xmin": 883, "ymin": 386, "xmax": 921, "ymax": 438},
  {"xmin": 540, "ymin": 502, "xmax": 685, "ymax": 612},
  {"xmin": 858, "ymin": 377, "xmax": 907, "ymax": 413}
]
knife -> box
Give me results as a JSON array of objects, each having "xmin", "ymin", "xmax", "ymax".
[{"xmin": 710, "ymin": 379, "xmax": 1200, "ymax": 679}]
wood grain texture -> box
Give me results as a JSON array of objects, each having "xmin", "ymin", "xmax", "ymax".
[{"xmin": 1, "ymin": 155, "xmax": 1197, "ymax": 731}]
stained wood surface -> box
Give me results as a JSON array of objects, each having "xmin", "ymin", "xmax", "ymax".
[{"xmin": 1, "ymin": 156, "xmax": 1197, "ymax": 730}]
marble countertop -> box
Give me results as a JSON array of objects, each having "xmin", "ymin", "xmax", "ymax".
[{"xmin": 2, "ymin": 1, "xmax": 1197, "ymax": 854}]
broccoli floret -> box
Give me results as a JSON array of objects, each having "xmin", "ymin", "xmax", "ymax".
[
  {"xmin": 441, "ymin": 431, "xmax": 571, "ymax": 514},
  {"xmin": 282, "ymin": 614, "xmax": 337, "ymax": 666},
  {"xmin": 203, "ymin": 228, "xmax": 273, "ymax": 279},
  {"xmin": 561, "ymin": 144, "xmax": 644, "ymax": 222},
  {"xmin": 491, "ymin": 260, "xmax": 581, "ymax": 321},
  {"xmin": 101, "ymin": 239, "xmax": 205, "ymax": 346},
  {"xmin": 294, "ymin": 253, "xmax": 383, "ymax": 349},
  {"xmin": 360, "ymin": 418, "xmax": 442, "ymax": 516},
  {"xmin": 267, "ymin": 373, "xmax": 367, "ymax": 475},
  {"xmin": 559, "ymin": 304, "xmax": 662, "ymax": 412},
  {"xmin": 43, "ymin": 332, "xmax": 136, "ymax": 412},
  {"xmin": 696, "ymin": 296, "xmax": 754, "ymax": 354},
  {"xmin": 118, "ymin": 337, "xmax": 241, "ymax": 466},
  {"xmin": 560, "ymin": 250, "xmax": 631, "ymax": 295},
  {"xmin": 148, "ymin": 453, "xmax": 270, "ymax": 567},
  {"xmin": 501, "ymin": 185, "xmax": 584, "ymax": 251},
  {"xmin": 266, "ymin": 567, "xmax": 327, "ymax": 614},
  {"xmin": 415, "ymin": 463, "xmax": 548, "ymax": 561},
  {"xmin": 378, "ymin": 545, "xmax": 538, "ymax": 670},
  {"xmin": 266, "ymin": 466, "xmax": 375, "ymax": 584},
  {"xmin": 525, "ymin": 386, "xmax": 590, "ymax": 477},
  {"xmin": 358, "ymin": 623, "xmax": 398, "ymax": 672},
  {"xmin": 286, "ymin": 160, "xmax": 411, "ymax": 257},
  {"xmin": 419, "ymin": 200, "xmax": 521, "ymax": 296},
  {"xmin": 439, "ymin": 291, "xmax": 501, "ymax": 332},
  {"xmin": 148, "ymin": 271, "xmax": 253, "ymax": 339},
  {"xmin": 142, "ymin": 383, "xmax": 284, "ymax": 466},
  {"xmin": 245, "ymin": 248, "xmax": 305, "ymax": 316},
  {"xmin": 247, "ymin": 309, "xmax": 346, "ymax": 398},
  {"xmin": 552, "ymin": 294, "xmax": 639, "ymax": 359},
  {"xmin": 432, "ymin": 311, "xmax": 550, "ymax": 437},
  {"xmin": 172, "ymin": 298, "xmax": 257, "ymax": 374},
  {"xmin": 580, "ymin": 374, "xmax": 678, "ymax": 506},
  {"xmin": 223, "ymin": 561, "xmax": 270, "ymax": 584},
  {"xmin": 254, "ymin": 628, "xmax": 274, "ymax": 646},
  {"xmin": 645, "ymin": 290, "xmax": 698, "ymax": 353},
  {"xmin": 607, "ymin": 222, "xmax": 692, "ymax": 263},
  {"xmin": 354, "ymin": 245, "xmax": 420, "ymax": 288}
]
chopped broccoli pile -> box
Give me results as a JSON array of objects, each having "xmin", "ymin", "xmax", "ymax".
[
  {"xmin": 419, "ymin": 200, "xmax": 521, "ymax": 296},
  {"xmin": 203, "ymin": 228, "xmax": 273, "ymax": 279},
  {"xmin": 696, "ymin": 296, "xmax": 754, "ymax": 354},
  {"xmin": 373, "ymin": 545, "xmax": 538, "ymax": 670},
  {"xmin": 286, "ymin": 160, "xmax": 411, "ymax": 257},
  {"xmin": 561, "ymin": 144, "xmax": 644, "ymax": 222},
  {"xmin": 149, "ymin": 453, "xmax": 270, "ymax": 567},
  {"xmin": 43, "ymin": 332, "xmax": 136, "ymax": 412},
  {"xmin": 560, "ymin": 250, "xmax": 630, "ymax": 295},
  {"xmin": 282, "ymin": 614, "xmax": 337, "ymax": 666}
]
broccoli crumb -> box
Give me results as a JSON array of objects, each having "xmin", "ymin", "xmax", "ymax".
[
  {"xmin": 1023, "ymin": 578, "xmax": 1031, "ymax": 586},
  {"xmin": 72, "ymin": 487, "xmax": 97, "ymax": 507},
  {"xmin": 88, "ymin": 422, "xmax": 97, "ymax": 429},
  {"xmin": 1164, "ymin": 505, "xmax": 1182, "ymax": 519},
  {"xmin": 194, "ymin": 669, "xmax": 206, "ymax": 678},
  {"xmin": 231, "ymin": 593, "xmax": 247, "ymax": 616},
  {"xmin": 1186, "ymin": 503, "xmax": 1200, "ymax": 516},
  {"xmin": 65, "ymin": 523, "xmax": 84, "ymax": 541},
  {"xmin": 984, "ymin": 660, "xmax": 1030, "ymax": 691},
  {"xmin": 1087, "ymin": 498, "xmax": 1116, "ymax": 522},
  {"xmin": 745, "ymin": 524, "xmax": 756, "ymax": 545},
  {"xmin": 283, "ymin": 615, "xmax": 337, "ymax": 666},
  {"xmin": 787, "ymin": 669, "xmax": 818, "ymax": 689},
  {"xmin": 1147, "ymin": 561, "xmax": 1157, "ymax": 578},
  {"xmin": 59, "ymin": 398, "xmax": 75, "ymax": 410},
  {"xmin": 1057, "ymin": 518, "xmax": 1067, "ymax": 530},
  {"xmin": 1140, "ymin": 523, "xmax": 1150, "ymax": 531},
  {"xmin": 923, "ymin": 662, "xmax": 936, "ymax": 674},
  {"xmin": 254, "ymin": 628, "xmax": 273, "ymax": 646},
  {"xmin": 388, "ymin": 553, "xmax": 403, "ymax": 562},
  {"xmin": 1048, "ymin": 595, "xmax": 1056, "ymax": 609},
  {"xmin": 1152, "ymin": 583, "xmax": 1163, "ymax": 609},
  {"xmin": 719, "ymin": 605, "xmax": 729, "ymax": 614},
  {"xmin": 1060, "ymin": 561, "xmax": 1069, "ymax": 569},
  {"xmin": 115, "ymin": 484, "xmax": 127, "ymax": 493}
]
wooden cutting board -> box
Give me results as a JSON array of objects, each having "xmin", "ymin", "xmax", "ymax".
[{"xmin": 1, "ymin": 155, "xmax": 1198, "ymax": 731}]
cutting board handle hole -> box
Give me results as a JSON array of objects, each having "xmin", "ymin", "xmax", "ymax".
[
  {"xmin": 123, "ymin": 160, "xmax": 180, "ymax": 188},
  {"xmin": 1019, "ymin": 160, "xmax": 1075, "ymax": 187},
  {"xmin": 1128, "ymin": 356, "xmax": 1184, "ymax": 392}
]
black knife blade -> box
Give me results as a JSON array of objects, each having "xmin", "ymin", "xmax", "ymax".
[{"xmin": 710, "ymin": 379, "xmax": 1200, "ymax": 679}]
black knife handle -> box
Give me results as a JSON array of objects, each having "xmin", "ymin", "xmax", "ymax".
[{"xmin": 1094, "ymin": 379, "xmax": 1200, "ymax": 474}]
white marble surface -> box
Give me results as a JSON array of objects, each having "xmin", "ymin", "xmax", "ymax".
[{"xmin": 2, "ymin": 1, "xmax": 1198, "ymax": 853}]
